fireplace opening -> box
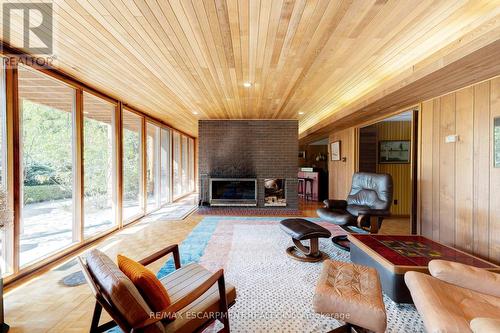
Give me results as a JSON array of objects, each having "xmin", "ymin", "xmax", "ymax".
[
  {"xmin": 264, "ymin": 179, "xmax": 286, "ymax": 206},
  {"xmin": 209, "ymin": 178, "xmax": 257, "ymax": 206}
]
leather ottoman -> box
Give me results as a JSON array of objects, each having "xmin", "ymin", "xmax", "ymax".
[
  {"xmin": 280, "ymin": 218, "xmax": 332, "ymax": 262},
  {"xmin": 313, "ymin": 260, "xmax": 387, "ymax": 333}
]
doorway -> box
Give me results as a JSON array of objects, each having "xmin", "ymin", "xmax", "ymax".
[{"xmin": 357, "ymin": 109, "xmax": 418, "ymax": 234}]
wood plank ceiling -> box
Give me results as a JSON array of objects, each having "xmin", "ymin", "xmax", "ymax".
[{"xmin": 2, "ymin": 0, "xmax": 500, "ymax": 137}]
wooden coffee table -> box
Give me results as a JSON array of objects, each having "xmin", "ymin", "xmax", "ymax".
[{"xmin": 349, "ymin": 234, "xmax": 499, "ymax": 304}]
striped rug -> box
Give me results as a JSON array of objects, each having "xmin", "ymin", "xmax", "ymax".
[
  {"xmin": 196, "ymin": 207, "xmax": 302, "ymax": 216},
  {"xmin": 154, "ymin": 217, "xmax": 424, "ymax": 333}
]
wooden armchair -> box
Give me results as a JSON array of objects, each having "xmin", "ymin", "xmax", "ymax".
[{"xmin": 78, "ymin": 244, "xmax": 236, "ymax": 333}]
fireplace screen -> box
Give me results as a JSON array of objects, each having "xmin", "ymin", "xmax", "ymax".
[
  {"xmin": 264, "ymin": 179, "xmax": 286, "ymax": 206},
  {"xmin": 210, "ymin": 179, "xmax": 256, "ymax": 200}
]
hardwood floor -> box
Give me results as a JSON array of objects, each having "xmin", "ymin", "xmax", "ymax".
[{"xmin": 4, "ymin": 197, "xmax": 409, "ymax": 332}]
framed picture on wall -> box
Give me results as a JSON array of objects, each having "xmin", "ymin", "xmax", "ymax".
[
  {"xmin": 494, "ymin": 117, "xmax": 500, "ymax": 168},
  {"xmin": 379, "ymin": 140, "xmax": 410, "ymax": 163},
  {"xmin": 331, "ymin": 141, "xmax": 341, "ymax": 161}
]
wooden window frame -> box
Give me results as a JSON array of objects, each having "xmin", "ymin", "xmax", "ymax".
[
  {"xmin": 122, "ymin": 107, "xmax": 145, "ymax": 225},
  {"xmin": 81, "ymin": 91, "xmax": 120, "ymax": 240},
  {"xmin": 145, "ymin": 121, "xmax": 162, "ymax": 214},
  {"xmin": 159, "ymin": 128, "xmax": 172, "ymax": 206},
  {"xmin": 18, "ymin": 64, "xmax": 80, "ymax": 269}
]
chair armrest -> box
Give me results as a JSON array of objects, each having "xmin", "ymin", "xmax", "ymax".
[
  {"xmin": 323, "ymin": 199, "xmax": 347, "ymax": 210},
  {"xmin": 138, "ymin": 244, "xmax": 181, "ymax": 269},
  {"xmin": 470, "ymin": 318, "xmax": 500, "ymax": 333},
  {"xmin": 131, "ymin": 269, "xmax": 228, "ymax": 332},
  {"xmin": 429, "ymin": 260, "xmax": 500, "ymax": 297}
]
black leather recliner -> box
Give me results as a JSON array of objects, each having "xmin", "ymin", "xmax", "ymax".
[{"xmin": 317, "ymin": 172, "xmax": 393, "ymax": 251}]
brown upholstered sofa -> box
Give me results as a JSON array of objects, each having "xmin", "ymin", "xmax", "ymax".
[{"xmin": 405, "ymin": 260, "xmax": 500, "ymax": 333}]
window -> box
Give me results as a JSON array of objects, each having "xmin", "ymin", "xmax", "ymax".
[
  {"xmin": 83, "ymin": 93, "xmax": 116, "ymax": 238},
  {"xmin": 146, "ymin": 122, "xmax": 160, "ymax": 212},
  {"xmin": 172, "ymin": 131, "xmax": 181, "ymax": 198},
  {"xmin": 188, "ymin": 138, "xmax": 195, "ymax": 192},
  {"xmin": 122, "ymin": 110, "xmax": 143, "ymax": 222},
  {"xmin": 160, "ymin": 128, "xmax": 171, "ymax": 205},
  {"xmin": 2, "ymin": 58, "xmax": 201, "ymax": 277},
  {"xmin": 0, "ymin": 58, "xmax": 11, "ymax": 276},
  {"xmin": 18, "ymin": 65, "xmax": 76, "ymax": 267},
  {"xmin": 181, "ymin": 135, "xmax": 189, "ymax": 195}
]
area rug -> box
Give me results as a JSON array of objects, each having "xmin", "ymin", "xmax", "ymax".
[
  {"xmin": 109, "ymin": 217, "xmax": 424, "ymax": 332},
  {"xmin": 196, "ymin": 207, "xmax": 302, "ymax": 216}
]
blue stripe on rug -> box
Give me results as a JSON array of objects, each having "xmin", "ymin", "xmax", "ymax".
[
  {"xmin": 157, "ymin": 216, "xmax": 320, "ymax": 278},
  {"xmin": 156, "ymin": 217, "xmax": 219, "ymax": 278}
]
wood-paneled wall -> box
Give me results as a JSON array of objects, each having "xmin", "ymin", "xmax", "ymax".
[
  {"xmin": 328, "ymin": 128, "xmax": 356, "ymax": 200},
  {"xmin": 420, "ymin": 77, "xmax": 500, "ymax": 263},
  {"xmin": 376, "ymin": 121, "xmax": 412, "ymax": 216}
]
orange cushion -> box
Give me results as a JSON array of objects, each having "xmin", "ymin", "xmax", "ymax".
[{"xmin": 117, "ymin": 254, "xmax": 172, "ymax": 312}]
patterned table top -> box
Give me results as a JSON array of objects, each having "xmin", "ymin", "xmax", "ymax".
[{"xmin": 350, "ymin": 234, "xmax": 498, "ymax": 269}]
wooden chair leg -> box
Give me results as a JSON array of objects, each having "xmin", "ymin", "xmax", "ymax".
[
  {"xmin": 89, "ymin": 301, "xmax": 117, "ymax": 333},
  {"xmin": 90, "ymin": 302, "xmax": 103, "ymax": 333},
  {"xmin": 217, "ymin": 274, "xmax": 230, "ymax": 332}
]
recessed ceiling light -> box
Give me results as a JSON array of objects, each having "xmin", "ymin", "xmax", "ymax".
[
  {"xmin": 192, "ymin": 111, "xmax": 199, "ymax": 115},
  {"xmin": 298, "ymin": 112, "xmax": 304, "ymax": 115},
  {"xmin": 243, "ymin": 82, "xmax": 252, "ymax": 88}
]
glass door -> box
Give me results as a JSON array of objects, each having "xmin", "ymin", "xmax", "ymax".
[
  {"xmin": 18, "ymin": 65, "xmax": 77, "ymax": 267},
  {"xmin": 122, "ymin": 109, "xmax": 143, "ymax": 222},
  {"xmin": 83, "ymin": 92, "xmax": 117, "ymax": 238}
]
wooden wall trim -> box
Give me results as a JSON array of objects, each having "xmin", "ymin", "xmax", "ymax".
[{"xmin": 411, "ymin": 109, "xmax": 419, "ymax": 235}]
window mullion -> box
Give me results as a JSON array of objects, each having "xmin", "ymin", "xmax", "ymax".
[
  {"xmin": 115, "ymin": 102, "xmax": 123, "ymax": 228},
  {"xmin": 5, "ymin": 62, "xmax": 19, "ymax": 274},
  {"xmin": 73, "ymin": 89, "xmax": 83, "ymax": 243},
  {"xmin": 141, "ymin": 117, "xmax": 146, "ymax": 214}
]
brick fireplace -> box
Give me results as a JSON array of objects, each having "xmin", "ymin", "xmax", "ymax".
[{"xmin": 198, "ymin": 120, "xmax": 298, "ymax": 209}]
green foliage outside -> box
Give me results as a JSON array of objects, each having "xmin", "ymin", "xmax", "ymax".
[
  {"xmin": 24, "ymin": 184, "xmax": 72, "ymax": 204},
  {"xmin": 22, "ymin": 100, "xmax": 73, "ymax": 205},
  {"xmin": 123, "ymin": 129, "xmax": 141, "ymax": 201},
  {"xmin": 84, "ymin": 117, "xmax": 113, "ymax": 210},
  {"xmin": 21, "ymin": 99, "xmax": 142, "ymax": 208}
]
